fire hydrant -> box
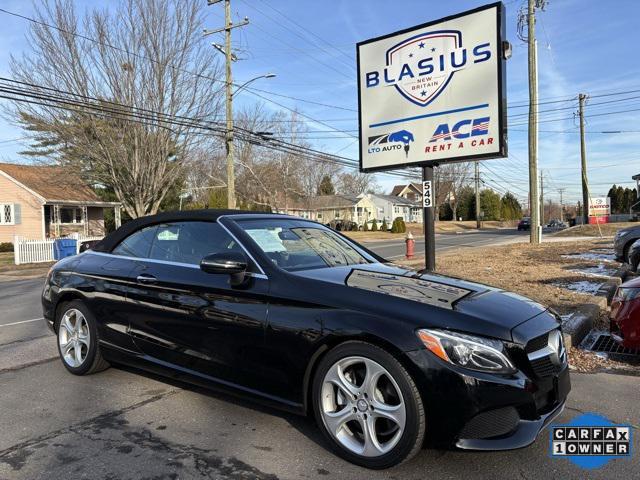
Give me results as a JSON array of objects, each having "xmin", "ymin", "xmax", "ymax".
[{"xmin": 405, "ymin": 231, "xmax": 415, "ymax": 259}]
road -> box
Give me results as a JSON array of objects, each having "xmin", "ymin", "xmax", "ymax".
[
  {"xmin": 363, "ymin": 228, "xmax": 525, "ymax": 259},
  {"xmin": 0, "ymin": 228, "xmax": 637, "ymax": 479}
]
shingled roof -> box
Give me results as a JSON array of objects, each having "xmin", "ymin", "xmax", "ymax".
[{"xmin": 0, "ymin": 162, "xmax": 107, "ymax": 203}]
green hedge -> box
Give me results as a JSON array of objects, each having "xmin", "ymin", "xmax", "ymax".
[{"xmin": 0, "ymin": 242, "xmax": 13, "ymax": 253}]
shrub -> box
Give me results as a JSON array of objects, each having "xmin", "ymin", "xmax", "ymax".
[
  {"xmin": 0, "ymin": 242, "xmax": 13, "ymax": 253},
  {"xmin": 381, "ymin": 219, "xmax": 388, "ymax": 231},
  {"xmin": 362, "ymin": 221, "xmax": 369, "ymax": 232},
  {"xmin": 393, "ymin": 217, "xmax": 406, "ymax": 233},
  {"xmin": 371, "ymin": 219, "xmax": 378, "ymax": 232}
]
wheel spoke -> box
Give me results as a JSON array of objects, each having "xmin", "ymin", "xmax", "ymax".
[
  {"xmin": 323, "ymin": 405, "xmax": 357, "ymax": 435},
  {"xmin": 74, "ymin": 341, "xmax": 84, "ymax": 365},
  {"xmin": 62, "ymin": 340, "xmax": 74, "ymax": 356},
  {"xmin": 61, "ymin": 315, "xmax": 74, "ymax": 335},
  {"xmin": 362, "ymin": 358, "xmax": 386, "ymax": 398},
  {"xmin": 75, "ymin": 314, "xmax": 85, "ymax": 333},
  {"xmin": 325, "ymin": 363, "xmax": 360, "ymax": 398},
  {"xmin": 361, "ymin": 415, "xmax": 384, "ymax": 457},
  {"xmin": 371, "ymin": 401, "xmax": 406, "ymax": 427}
]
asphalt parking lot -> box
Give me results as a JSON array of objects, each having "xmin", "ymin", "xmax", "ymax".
[{"xmin": 0, "ymin": 357, "xmax": 638, "ymax": 480}]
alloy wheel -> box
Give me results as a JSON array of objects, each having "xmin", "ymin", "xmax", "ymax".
[
  {"xmin": 58, "ymin": 308, "xmax": 91, "ymax": 368},
  {"xmin": 320, "ymin": 356, "xmax": 407, "ymax": 457}
]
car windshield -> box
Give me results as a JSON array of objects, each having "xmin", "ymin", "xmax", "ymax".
[{"xmin": 235, "ymin": 218, "xmax": 375, "ymax": 271}]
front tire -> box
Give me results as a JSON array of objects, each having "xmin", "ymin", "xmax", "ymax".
[
  {"xmin": 55, "ymin": 300, "xmax": 110, "ymax": 375},
  {"xmin": 312, "ymin": 342, "xmax": 425, "ymax": 469}
]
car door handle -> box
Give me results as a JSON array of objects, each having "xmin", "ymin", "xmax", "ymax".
[{"xmin": 136, "ymin": 274, "xmax": 157, "ymax": 285}]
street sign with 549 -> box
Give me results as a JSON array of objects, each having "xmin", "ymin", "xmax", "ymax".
[{"xmin": 423, "ymin": 180, "xmax": 433, "ymax": 208}]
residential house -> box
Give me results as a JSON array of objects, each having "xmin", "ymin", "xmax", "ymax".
[
  {"xmin": 0, "ymin": 162, "xmax": 122, "ymax": 243},
  {"xmin": 367, "ymin": 193, "xmax": 422, "ymax": 224},
  {"xmin": 389, "ymin": 183, "xmax": 422, "ymax": 202},
  {"xmin": 273, "ymin": 194, "xmax": 376, "ymax": 224}
]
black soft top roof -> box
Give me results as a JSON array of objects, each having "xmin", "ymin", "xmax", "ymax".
[{"xmin": 92, "ymin": 209, "xmax": 271, "ymax": 252}]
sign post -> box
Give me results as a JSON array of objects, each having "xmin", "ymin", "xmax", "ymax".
[
  {"xmin": 422, "ymin": 166, "xmax": 436, "ymax": 270},
  {"xmin": 357, "ymin": 2, "xmax": 508, "ymax": 271}
]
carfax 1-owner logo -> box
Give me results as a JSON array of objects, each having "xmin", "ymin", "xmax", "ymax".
[{"xmin": 550, "ymin": 413, "xmax": 633, "ymax": 469}]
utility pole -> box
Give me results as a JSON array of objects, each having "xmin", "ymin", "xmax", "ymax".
[
  {"xmin": 540, "ymin": 171, "xmax": 544, "ymax": 226},
  {"xmin": 519, "ymin": 0, "xmax": 546, "ymax": 243},
  {"xmin": 475, "ymin": 161, "xmax": 481, "ymax": 229},
  {"xmin": 579, "ymin": 93, "xmax": 589, "ymax": 225},
  {"xmin": 557, "ymin": 188, "xmax": 566, "ymax": 221},
  {"xmin": 204, "ymin": 0, "xmax": 249, "ymax": 210}
]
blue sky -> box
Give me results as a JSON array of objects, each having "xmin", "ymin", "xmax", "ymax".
[{"xmin": 0, "ymin": 0, "xmax": 639, "ymax": 205}]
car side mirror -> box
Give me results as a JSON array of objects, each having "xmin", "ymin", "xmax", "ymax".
[{"xmin": 200, "ymin": 252, "xmax": 248, "ymax": 286}]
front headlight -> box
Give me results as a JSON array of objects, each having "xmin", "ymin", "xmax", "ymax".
[{"xmin": 417, "ymin": 329, "xmax": 517, "ymax": 374}]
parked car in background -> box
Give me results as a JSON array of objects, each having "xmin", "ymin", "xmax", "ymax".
[
  {"xmin": 614, "ymin": 225, "xmax": 640, "ymax": 262},
  {"xmin": 546, "ymin": 219, "xmax": 567, "ymax": 230},
  {"xmin": 517, "ymin": 217, "xmax": 531, "ymax": 231},
  {"xmin": 43, "ymin": 210, "xmax": 570, "ymax": 469},
  {"xmin": 326, "ymin": 219, "xmax": 359, "ymax": 232},
  {"xmin": 610, "ymin": 276, "xmax": 640, "ymax": 349},
  {"xmin": 628, "ymin": 239, "xmax": 640, "ymax": 272}
]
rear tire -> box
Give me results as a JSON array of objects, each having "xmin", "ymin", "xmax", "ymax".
[
  {"xmin": 55, "ymin": 300, "xmax": 110, "ymax": 375},
  {"xmin": 312, "ymin": 341, "xmax": 425, "ymax": 469}
]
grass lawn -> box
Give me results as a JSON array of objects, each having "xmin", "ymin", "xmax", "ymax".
[
  {"xmin": 397, "ymin": 239, "xmax": 613, "ymax": 319},
  {"xmin": 553, "ymin": 222, "xmax": 638, "ymax": 237},
  {"xmin": 0, "ymin": 252, "xmax": 14, "ymax": 267}
]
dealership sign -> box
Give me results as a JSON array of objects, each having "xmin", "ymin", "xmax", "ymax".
[
  {"xmin": 357, "ymin": 2, "xmax": 507, "ymax": 172},
  {"xmin": 588, "ymin": 197, "xmax": 611, "ymax": 224}
]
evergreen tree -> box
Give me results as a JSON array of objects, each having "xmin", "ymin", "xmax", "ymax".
[
  {"xmin": 371, "ymin": 219, "xmax": 378, "ymax": 231},
  {"xmin": 381, "ymin": 218, "xmax": 388, "ymax": 231},
  {"xmin": 479, "ymin": 189, "xmax": 502, "ymax": 220},
  {"xmin": 500, "ymin": 192, "xmax": 523, "ymax": 220},
  {"xmin": 317, "ymin": 175, "xmax": 335, "ymax": 195}
]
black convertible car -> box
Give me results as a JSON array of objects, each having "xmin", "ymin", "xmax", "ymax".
[{"xmin": 43, "ymin": 210, "xmax": 570, "ymax": 469}]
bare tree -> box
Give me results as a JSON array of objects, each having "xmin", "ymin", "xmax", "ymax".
[
  {"xmin": 7, "ymin": 0, "xmax": 224, "ymax": 217},
  {"xmin": 440, "ymin": 162, "xmax": 472, "ymax": 220},
  {"xmin": 336, "ymin": 171, "xmax": 379, "ymax": 196}
]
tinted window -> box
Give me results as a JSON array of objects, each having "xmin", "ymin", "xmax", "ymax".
[
  {"xmin": 235, "ymin": 218, "xmax": 374, "ymax": 271},
  {"xmin": 148, "ymin": 221, "xmax": 244, "ymax": 265},
  {"xmin": 112, "ymin": 226, "xmax": 157, "ymax": 258}
]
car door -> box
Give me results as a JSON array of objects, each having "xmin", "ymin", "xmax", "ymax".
[
  {"xmin": 122, "ymin": 220, "xmax": 270, "ymax": 393},
  {"xmin": 73, "ymin": 227, "xmax": 159, "ymax": 352}
]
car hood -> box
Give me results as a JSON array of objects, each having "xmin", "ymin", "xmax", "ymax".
[{"xmin": 291, "ymin": 262, "xmax": 548, "ymax": 341}]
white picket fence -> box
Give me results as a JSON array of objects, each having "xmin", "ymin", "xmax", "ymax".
[{"xmin": 13, "ymin": 234, "xmax": 103, "ymax": 265}]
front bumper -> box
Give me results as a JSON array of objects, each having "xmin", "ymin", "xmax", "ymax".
[{"xmin": 405, "ymin": 348, "xmax": 571, "ymax": 451}]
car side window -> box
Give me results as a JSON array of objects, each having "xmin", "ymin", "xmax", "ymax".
[
  {"xmin": 148, "ymin": 221, "xmax": 248, "ymax": 267},
  {"xmin": 112, "ymin": 226, "xmax": 157, "ymax": 258}
]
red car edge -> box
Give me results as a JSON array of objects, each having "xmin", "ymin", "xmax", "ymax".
[{"xmin": 610, "ymin": 276, "xmax": 640, "ymax": 349}]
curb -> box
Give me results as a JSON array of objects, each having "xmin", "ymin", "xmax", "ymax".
[{"xmin": 562, "ymin": 304, "xmax": 600, "ymax": 349}]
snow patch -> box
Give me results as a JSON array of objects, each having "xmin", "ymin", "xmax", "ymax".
[
  {"xmin": 553, "ymin": 280, "xmax": 602, "ymax": 294},
  {"xmin": 562, "ymin": 252, "xmax": 617, "ymax": 263}
]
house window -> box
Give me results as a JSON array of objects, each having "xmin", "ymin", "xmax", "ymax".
[
  {"xmin": 59, "ymin": 207, "xmax": 83, "ymax": 224},
  {"xmin": 317, "ymin": 213, "xmax": 323, "ymax": 220},
  {"xmin": 0, "ymin": 204, "xmax": 14, "ymax": 225},
  {"xmin": 394, "ymin": 206, "xmax": 399, "ymax": 214}
]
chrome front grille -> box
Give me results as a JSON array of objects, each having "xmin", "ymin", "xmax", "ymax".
[{"xmin": 526, "ymin": 329, "xmax": 567, "ymax": 377}]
